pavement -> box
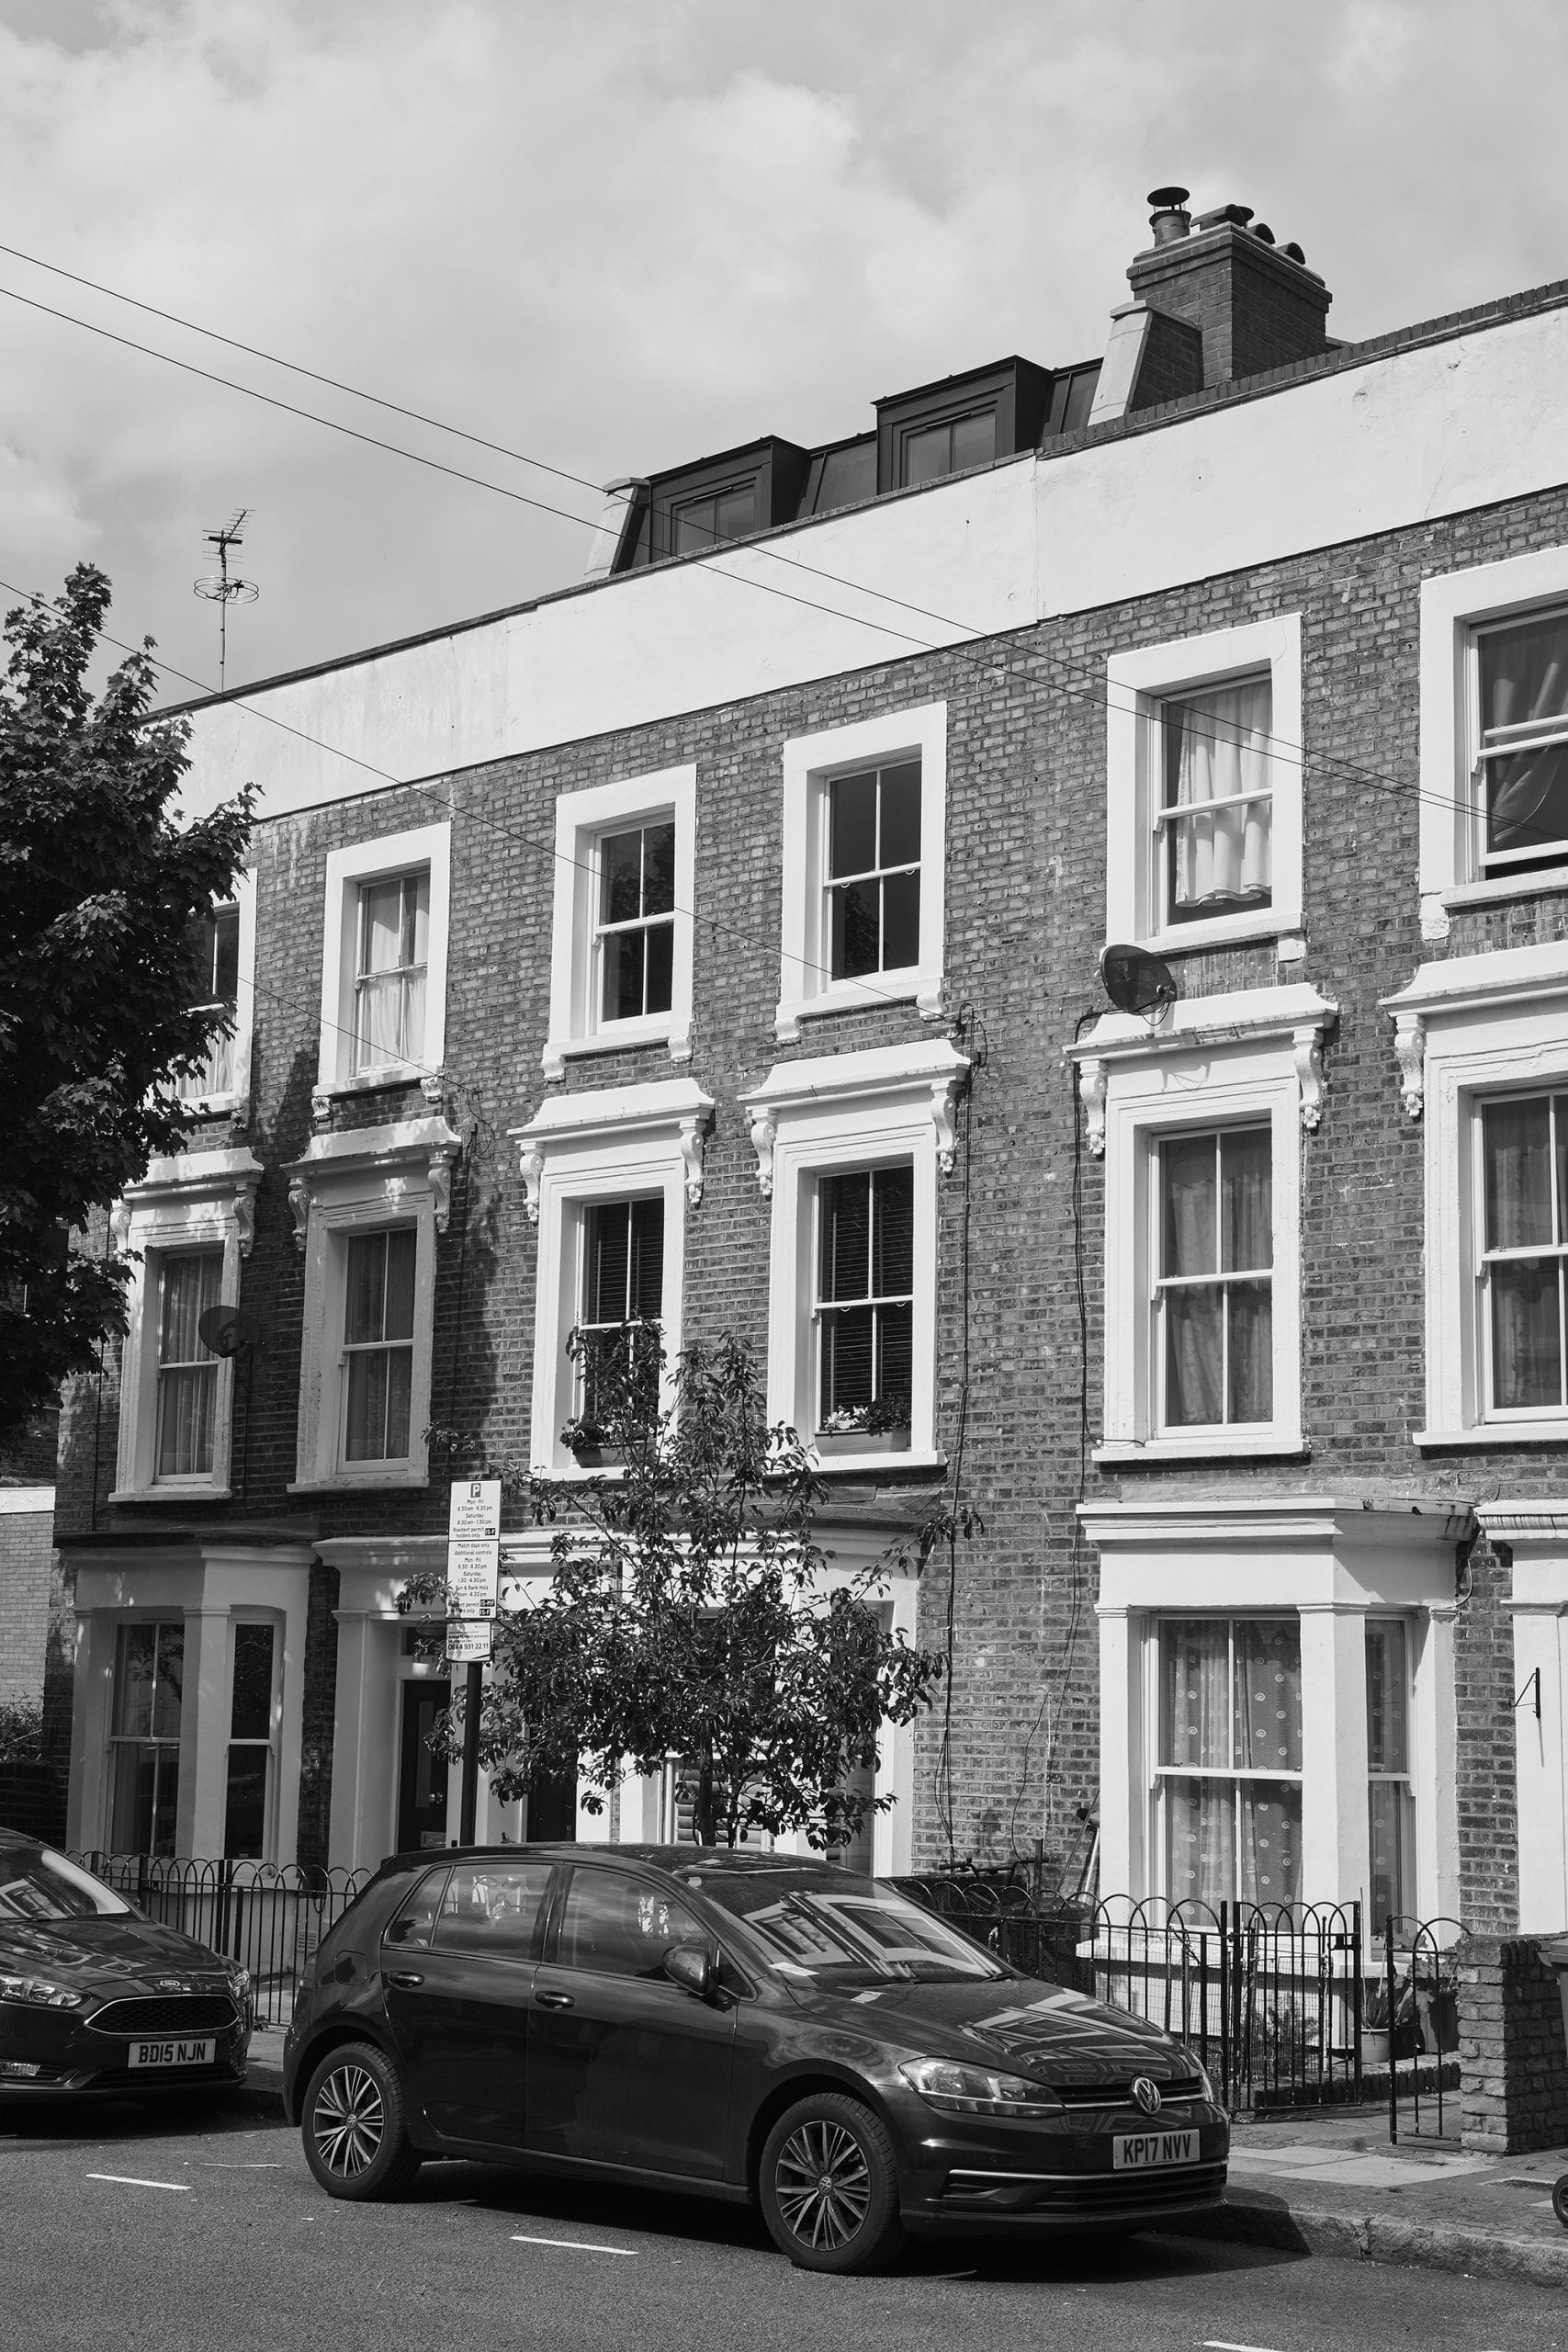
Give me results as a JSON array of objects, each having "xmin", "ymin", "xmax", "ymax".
[{"xmin": 240, "ymin": 2024, "xmax": 1568, "ymax": 2289}]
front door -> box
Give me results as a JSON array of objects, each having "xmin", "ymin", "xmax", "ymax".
[
  {"xmin": 525, "ymin": 1864, "xmax": 736, "ymax": 2179},
  {"xmin": 381, "ymin": 1858, "xmax": 556, "ymax": 2149},
  {"xmin": 396, "ymin": 1679, "xmax": 450, "ymax": 1853}
]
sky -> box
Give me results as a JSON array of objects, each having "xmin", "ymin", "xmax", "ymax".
[{"xmin": 3, "ymin": 0, "xmax": 1567, "ymax": 707}]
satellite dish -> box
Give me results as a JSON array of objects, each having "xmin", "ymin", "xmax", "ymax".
[
  {"xmin": 1100, "ymin": 943, "xmax": 1179, "ymax": 1027},
  {"xmin": 197, "ymin": 1306, "xmax": 263, "ymax": 1359}
]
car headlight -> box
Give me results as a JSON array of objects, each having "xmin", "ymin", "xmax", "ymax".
[
  {"xmin": 898, "ymin": 2057, "xmax": 1063, "ymax": 2118},
  {"xmin": 0, "ymin": 1972, "xmax": 85, "ymax": 2010},
  {"xmin": 226, "ymin": 1966, "xmax": 253, "ymax": 2004},
  {"xmin": 1178, "ymin": 2046, "xmax": 1215, "ymax": 2102}
]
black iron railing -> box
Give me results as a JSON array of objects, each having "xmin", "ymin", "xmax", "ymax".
[
  {"xmin": 896, "ymin": 1881, "xmax": 1367, "ymax": 2116},
  {"xmin": 73, "ymin": 1853, "xmax": 372, "ymax": 2027}
]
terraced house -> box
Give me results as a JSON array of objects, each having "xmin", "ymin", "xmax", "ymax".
[{"xmin": 41, "ymin": 198, "xmax": 1568, "ymax": 2130}]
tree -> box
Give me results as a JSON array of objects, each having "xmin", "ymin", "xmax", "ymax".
[
  {"xmin": 409, "ymin": 1332, "xmax": 950, "ymax": 1851},
  {"xmin": 0, "ymin": 566, "xmax": 252, "ymax": 1443}
]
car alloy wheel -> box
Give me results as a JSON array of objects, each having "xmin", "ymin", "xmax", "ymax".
[
  {"xmin": 759, "ymin": 2092, "xmax": 906, "ymax": 2274},
  {"xmin": 312, "ymin": 2063, "xmax": 385, "ymax": 2177},
  {"xmin": 774, "ymin": 2120, "xmax": 872, "ymax": 2250},
  {"xmin": 299, "ymin": 2041, "xmax": 421, "ymax": 2202}
]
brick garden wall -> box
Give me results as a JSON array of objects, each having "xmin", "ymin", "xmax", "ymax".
[
  {"xmin": 0, "ymin": 1507, "xmax": 54, "ymax": 1709},
  {"xmin": 1459, "ymin": 1933, "xmax": 1568, "ymax": 2153},
  {"xmin": 52, "ymin": 469, "xmax": 1568, "ymax": 1920}
]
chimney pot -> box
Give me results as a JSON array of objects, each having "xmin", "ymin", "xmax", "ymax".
[
  {"xmin": 1282, "ymin": 241, "xmax": 1306, "ymax": 265},
  {"xmin": 1194, "ymin": 201, "xmax": 1255, "ymax": 230},
  {"xmin": 1146, "ymin": 183, "xmax": 1192, "ymax": 245},
  {"xmin": 1252, "ymin": 221, "xmax": 1276, "ymax": 245}
]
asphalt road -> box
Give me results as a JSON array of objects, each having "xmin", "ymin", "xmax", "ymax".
[{"xmin": 3, "ymin": 2098, "xmax": 1566, "ymax": 2352}]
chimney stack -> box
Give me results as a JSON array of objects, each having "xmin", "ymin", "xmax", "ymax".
[{"xmin": 1125, "ymin": 194, "xmax": 1331, "ymax": 387}]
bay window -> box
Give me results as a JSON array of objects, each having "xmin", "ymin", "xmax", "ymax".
[
  {"xmin": 1366, "ymin": 1618, "xmax": 1413, "ymax": 1931},
  {"xmin": 1157, "ymin": 1616, "xmax": 1303, "ymax": 1911},
  {"xmin": 224, "ymin": 1622, "xmax": 276, "ymax": 1861},
  {"xmin": 108, "ymin": 1622, "xmax": 184, "ymax": 1857}
]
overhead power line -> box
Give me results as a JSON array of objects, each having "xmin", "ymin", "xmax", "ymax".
[{"xmin": 0, "ymin": 243, "xmax": 1515, "ymax": 833}]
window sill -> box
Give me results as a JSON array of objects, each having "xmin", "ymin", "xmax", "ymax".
[
  {"xmin": 1413, "ymin": 1424, "xmax": 1568, "ymax": 1451},
  {"xmin": 1124, "ymin": 911, "xmax": 1301, "ymax": 958},
  {"xmin": 287, "ymin": 1473, "xmax": 431, "ymax": 1495},
  {"xmin": 1440, "ymin": 872, "xmax": 1568, "ymax": 914},
  {"xmin": 774, "ymin": 971, "xmax": 943, "ymax": 1045},
  {"xmin": 1094, "ymin": 1433, "xmax": 1308, "ymax": 1464},
  {"xmin": 809, "ymin": 1446, "xmax": 945, "ymax": 1476},
  {"xmin": 541, "ymin": 1015, "xmax": 691, "ymax": 1082},
  {"xmin": 319, "ymin": 1067, "xmax": 434, "ymax": 1102},
  {"xmin": 107, "ymin": 1487, "xmax": 233, "ymax": 1505},
  {"xmin": 177, "ymin": 1094, "xmax": 243, "ymax": 1120}
]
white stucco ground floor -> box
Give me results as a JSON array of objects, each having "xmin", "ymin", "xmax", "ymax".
[{"xmin": 60, "ymin": 1520, "xmax": 921, "ymax": 1883}]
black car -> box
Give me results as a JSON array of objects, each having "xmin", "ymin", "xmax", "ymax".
[
  {"xmin": 284, "ymin": 1844, "xmax": 1227, "ymax": 2273},
  {"xmin": 0, "ymin": 1829, "xmax": 252, "ymax": 2099}
]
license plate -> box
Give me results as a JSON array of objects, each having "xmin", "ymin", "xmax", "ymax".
[
  {"xmin": 128, "ymin": 2038, "xmax": 216, "ymax": 2069},
  {"xmin": 1112, "ymin": 2129, "xmax": 1198, "ymax": 2170}
]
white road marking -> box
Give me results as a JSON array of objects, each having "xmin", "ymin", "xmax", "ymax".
[
  {"xmin": 1203, "ymin": 2341, "xmax": 1285, "ymax": 2351},
  {"xmin": 85, "ymin": 2173, "xmax": 191, "ymax": 2192},
  {"xmin": 195, "ymin": 2160, "xmax": 283, "ymax": 2169},
  {"xmin": 511, "ymin": 2233, "xmax": 635, "ymax": 2256}
]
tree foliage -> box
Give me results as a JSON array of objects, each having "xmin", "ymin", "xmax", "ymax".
[
  {"xmin": 407, "ymin": 1332, "xmax": 949, "ymax": 1850},
  {"xmin": 0, "ymin": 566, "xmax": 252, "ymax": 1442}
]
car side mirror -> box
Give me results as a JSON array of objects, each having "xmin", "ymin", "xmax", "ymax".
[{"xmin": 663, "ymin": 1942, "xmax": 718, "ymax": 2003}]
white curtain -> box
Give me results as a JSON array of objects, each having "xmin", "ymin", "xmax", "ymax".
[
  {"xmin": 355, "ymin": 876, "xmax": 428, "ymax": 1067},
  {"xmin": 1160, "ymin": 1622, "xmax": 1233, "ymax": 1908},
  {"xmin": 1167, "ymin": 679, "xmax": 1273, "ymax": 915},
  {"xmin": 156, "ymin": 1253, "xmax": 220, "ymax": 1476},
  {"xmin": 1483, "ymin": 1096, "xmax": 1563, "ymax": 1409},
  {"xmin": 1482, "ymin": 613, "xmax": 1568, "ymax": 858}
]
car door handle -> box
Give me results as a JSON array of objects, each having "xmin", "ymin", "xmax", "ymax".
[
  {"xmin": 386, "ymin": 1971, "xmax": 424, "ymax": 1989},
  {"xmin": 534, "ymin": 1990, "xmax": 575, "ymax": 2011}
]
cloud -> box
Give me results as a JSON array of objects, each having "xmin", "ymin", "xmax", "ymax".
[{"xmin": 2, "ymin": 0, "xmax": 1566, "ymax": 702}]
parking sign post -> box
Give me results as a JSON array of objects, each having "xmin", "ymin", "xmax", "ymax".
[{"xmin": 446, "ymin": 1480, "xmax": 502, "ymax": 1846}]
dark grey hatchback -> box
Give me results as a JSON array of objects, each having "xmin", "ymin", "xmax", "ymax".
[{"xmin": 283, "ymin": 1844, "xmax": 1227, "ymax": 2273}]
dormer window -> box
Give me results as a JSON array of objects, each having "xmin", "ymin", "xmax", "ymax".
[
  {"xmin": 671, "ymin": 481, "xmax": 756, "ymax": 555},
  {"xmin": 901, "ymin": 407, "xmax": 997, "ymax": 487}
]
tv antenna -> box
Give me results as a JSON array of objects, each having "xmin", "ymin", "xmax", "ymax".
[{"xmin": 194, "ymin": 509, "xmax": 259, "ymax": 692}]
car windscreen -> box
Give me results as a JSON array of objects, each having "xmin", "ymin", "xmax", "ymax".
[
  {"xmin": 689, "ymin": 1873, "xmax": 1010, "ymax": 1985},
  {"xmin": 0, "ymin": 1847, "xmax": 133, "ymax": 1922}
]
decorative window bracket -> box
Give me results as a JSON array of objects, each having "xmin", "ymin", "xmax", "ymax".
[
  {"xmin": 284, "ymin": 1118, "xmax": 462, "ymax": 1254},
  {"xmin": 1394, "ymin": 1012, "xmax": 1426, "ymax": 1121}
]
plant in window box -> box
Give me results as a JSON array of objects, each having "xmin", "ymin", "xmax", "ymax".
[
  {"xmin": 560, "ymin": 1321, "xmax": 662, "ymax": 1466},
  {"xmin": 816, "ymin": 1393, "xmax": 912, "ymax": 1457},
  {"xmin": 408, "ymin": 1333, "xmax": 954, "ymax": 1852}
]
